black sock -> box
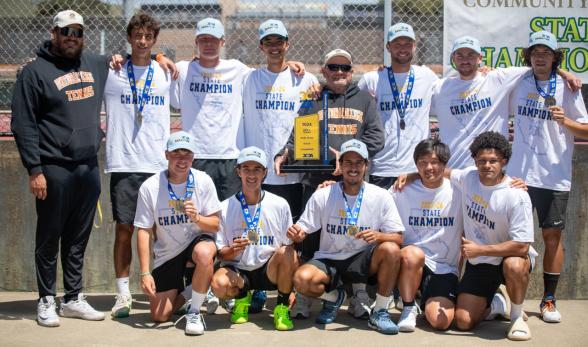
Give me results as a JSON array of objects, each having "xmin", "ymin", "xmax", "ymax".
[
  {"xmin": 277, "ymin": 291, "xmax": 290, "ymax": 306},
  {"xmin": 403, "ymin": 300, "xmax": 415, "ymax": 307},
  {"xmin": 237, "ymin": 276, "xmax": 251, "ymax": 299},
  {"xmin": 543, "ymin": 273, "xmax": 560, "ymax": 299}
]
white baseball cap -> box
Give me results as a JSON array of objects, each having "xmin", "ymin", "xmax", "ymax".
[
  {"xmin": 529, "ymin": 30, "xmax": 558, "ymax": 51},
  {"xmin": 387, "ymin": 22, "xmax": 415, "ymax": 42},
  {"xmin": 53, "ymin": 10, "xmax": 84, "ymax": 28},
  {"xmin": 259, "ymin": 19, "xmax": 288, "ymax": 40},
  {"xmin": 451, "ymin": 35, "xmax": 482, "ymax": 55},
  {"xmin": 324, "ymin": 49, "xmax": 352, "ymax": 65},
  {"xmin": 237, "ymin": 146, "xmax": 267, "ymax": 168},
  {"xmin": 195, "ymin": 18, "xmax": 224, "ymax": 39},
  {"xmin": 340, "ymin": 139, "xmax": 368, "ymax": 160},
  {"xmin": 167, "ymin": 131, "xmax": 198, "ymax": 153}
]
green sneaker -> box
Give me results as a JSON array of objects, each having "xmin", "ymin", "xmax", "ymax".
[
  {"xmin": 273, "ymin": 304, "xmax": 294, "ymax": 331},
  {"xmin": 231, "ymin": 292, "xmax": 251, "ymax": 324}
]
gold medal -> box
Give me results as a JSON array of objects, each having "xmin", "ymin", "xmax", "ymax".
[
  {"xmin": 544, "ymin": 96, "xmax": 556, "ymax": 107},
  {"xmin": 136, "ymin": 110, "xmax": 143, "ymax": 124},
  {"xmin": 348, "ymin": 225, "xmax": 360, "ymax": 237},
  {"xmin": 247, "ymin": 229, "xmax": 259, "ymax": 243}
]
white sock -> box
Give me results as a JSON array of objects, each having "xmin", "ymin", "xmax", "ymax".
[
  {"xmin": 115, "ymin": 277, "xmax": 130, "ymax": 296},
  {"xmin": 511, "ymin": 303, "xmax": 523, "ymax": 321},
  {"xmin": 181, "ymin": 284, "xmax": 193, "ymax": 301},
  {"xmin": 189, "ymin": 290, "xmax": 207, "ymax": 314},
  {"xmin": 319, "ymin": 289, "xmax": 339, "ymax": 302},
  {"xmin": 373, "ymin": 293, "xmax": 390, "ymax": 312},
  {"xmin": 352, "ymin": 283, "xmax": 366, "ymax": 295}
]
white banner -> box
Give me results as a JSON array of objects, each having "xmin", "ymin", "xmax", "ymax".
[{"xmin": 443, "ymin": 0, "xmax": 588, "ymax": 82}]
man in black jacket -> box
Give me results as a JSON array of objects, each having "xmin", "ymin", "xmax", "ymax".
[
  {"xmin": 11, "ymin": 10, "xmax": 108, "ymax": 327},
  {"xmin": 274, "ymin": 49, "xmax": 384, "ymax": 319}
]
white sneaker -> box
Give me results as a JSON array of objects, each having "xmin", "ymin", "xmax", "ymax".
[
  {"xmin": 398, "ymin": 305, "xmax": 420, "ymax": 332},
  {"xmin": 37, "ymin": 296, "xmax": 60, "ymax": 327},
  {"xmin": 185, "ymin": 312, "xmax": 206, "ymax": 335},
  {"xmin": 347, "ymin": 290, "xmax": 372, "ymax": 319},
  {"xmin": 291, "ymin": 293, "xmax": 312, "ymax": 319},
  {"xmin": 59, "ymin": 294, "xmax": 105, "ymax": 321},
  {"xmin": 205, "ymin": 289, "xmax": 219, "ymax": 314},
  {"xmin": 541, "ymin": 297, "xmax": 562, "ymax": 323},
  {"xmin": 485, "ymin": 292, "xmax": 508, "ymax": 321},
  {"xmin": 223, "ymin": 298, "xmax": 235, "ymax": 313},
  {"xmin": 111, "ymin": 294, "xmax": 132, "ymax": 318}
]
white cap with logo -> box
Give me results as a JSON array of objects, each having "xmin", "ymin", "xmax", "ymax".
[
  {"xmin": 238, "ymin": 146, "xmax": 268, "ymax": 168},
  {"xmin": 324, "ymin": 49, "xmax": 352, "ymax": 65},
  {"xmin": 195, "ymin": 18, "xmax": 224, "ymax": 39},
  {"xmin": 167, "ymin": 131, "xmax": 198, "ymax": 153},
  {"xmin": 340, "ymin": 139, "xmax": 368, "ymax": 160},
  {"xmin": 387, "ymin": 23, "xmax": 415, "ymax": 42},
  {"xmin": 451, "ymin": 35, "xmax": 482, "ymax": 55},
  {"xmin": 529, "ymin": 30, "xmax": 558, "ymax": 51},
  {"xmin": 53, "ymin": 10, "xmax": 84, "ymax": 28},
  {"xmin": 259, "ymin": 19, "xmax": 288, "ymax": 40}
]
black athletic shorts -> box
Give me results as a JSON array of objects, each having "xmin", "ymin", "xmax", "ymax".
[
  {"xmin": 263, "ymin": 183, "xmax": 304, "ymax": 222},
  {"xmin": 419, "ymin": 265, "xmax": 458, "ymax": 310},
  {"xmin": 307, "ymin": 244, "xmax": 378, "ymax": 293},
  {"xmin": 527, "ymin": 186, "xmax": 569, "ymax": 229},
  {"xmin": 457, "ymin": 261, "xmax": 503, "ymax": 307},
  {"xmin": 192, "ymin": 158, "xmax": 241, "ymax": 202},
  {"xmin": 368, "ymin": 175, "xmax": 398, "ymax": 190},
  {"xmin": 152, "ymin": 234, "xmax": 215, "ymax": 293},
  {"xmin": 222, "ymin": 261, "xmax": 277, "ymax": 291},
  {"xmin": 110, "ymin": 172, "xmax": 154, "ymax": 224}
]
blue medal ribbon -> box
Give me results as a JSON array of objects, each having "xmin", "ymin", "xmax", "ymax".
[
  {"xmin": 340, "ymin": 182, "xmax": 365, "ymax": 228},
  {"xmin": 238, "ymin": 191, "xmax": 262, "ymax": 235},
  {"xmin": 322, "ymin": 89, "xmax": 330, "ymax": 164},
  {"xmin": 534, "ymin": 70, "xmax": 556, "ymax": 102},
  {"xmin": 167, "ymin": 170, "xmax": 195, "ymax": 211},
  {"xmin": 387, "ymin": 67, "xmax": 415, "ymax": 129},
  {"xmin": 127, "ymin": 61, "xmax": 154, "ymax": 118}
]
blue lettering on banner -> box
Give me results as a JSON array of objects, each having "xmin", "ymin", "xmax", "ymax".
[{"xmin": 120, "ymin": 95, "xmax": 166, "ymax": 105}]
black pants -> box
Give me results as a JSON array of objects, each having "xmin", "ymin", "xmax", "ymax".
[
  {"xmin": 192, "ymin": 158, "xmax": 240, "ymax": 201},
  {"xmin": 35, "ymin": 158, "xmax": 101, "ymax": 301}
]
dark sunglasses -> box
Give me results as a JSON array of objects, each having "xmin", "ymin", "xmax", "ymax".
[
  {"xmin": 58, "ymin": 27, "xmax": 83, "ymax": 38},
  {"xmin": 326, "ymin": 64, "xmax": 352, "ymax": 72}
]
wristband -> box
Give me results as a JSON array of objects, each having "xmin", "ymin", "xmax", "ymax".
[
  {"xmin": 140, "ymin": 271, "xmax": 151, "ymax": 277},
  {"xmin": 155, "ymin": 53, "xmax": 165, "ymax": 62}
]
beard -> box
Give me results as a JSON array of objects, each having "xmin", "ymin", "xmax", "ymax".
[{"xmin": 53, "ymin": 40, "xmax": 83, "ymax": 59}]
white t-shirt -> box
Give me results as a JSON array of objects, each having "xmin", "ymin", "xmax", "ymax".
[
  {"xmin": 391, "ymin": 179, "xmax": 463, "ymax": 275},
  {"xmin": 508, "ymin": 73, "xmax": 588, "ymax": 191},
  {"xmin": 431, "ymin": 67, "xmax": 529, "ymax": 169},
  {"xmin": 242, "ymin": 67, "xmax": 319, "ymax": 185},
  {"xmin": 171, "ymin": 59, "xmax": 253, "ymax": 159},
  {"xmin": 297, "ymin": 182, "xmax": 405, "ymax": 260},
  {"xmin": 104, "ymin": 62, "xmax": 170, "ymax": 173},
  {"xmin": 358, "ymin": 65, "xmax": 439, "ymax": 177},
  {"xmin": 217, "ymin": 191, "xmax": 293, "ymax": 271},
  {"xmin": 134, "ymin": 168, "xmax": 222, "ymax": 269},
  {"xmin": 450, "ymin": 167, "xmax": 534, "ymax": 266}
]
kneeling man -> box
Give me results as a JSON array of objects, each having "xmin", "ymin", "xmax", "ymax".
[
  {"xmin": 212, "ymin": 147, "xmax": 298, "ymax": 330},
  {"xmin": 288, "ymin": 139, "xmax": 404, "ymax": 334},
  {"xmin": 135, "ymin": 131, "xmax": 222, "ymax": 335},
  {"xmin": 452, "ymin": 131, "xmax": 534, "ymax": 341}
]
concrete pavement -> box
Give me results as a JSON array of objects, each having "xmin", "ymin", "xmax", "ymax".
[{"xmin": 0, "ymin": 292, "xmax": 586, "ymax": 346}]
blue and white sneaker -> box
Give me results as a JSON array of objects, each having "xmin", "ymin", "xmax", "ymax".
[
  {"xmin": 315, "ymin": 288, "xmax": 346, "ymax": 324},
  {"xmin": 205, "ymin": 289, "xmax": 219, "ymax": 314},
  {"xmin": 249, "ymin": 290, "xmax": 267, "ymax": 314},
  {"xmin": 368, "ymin": 308, "xmax": 399, "ymax": 335}
]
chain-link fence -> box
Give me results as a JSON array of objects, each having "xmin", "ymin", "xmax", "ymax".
[{"xmin": 0, "ymin": 0, "xmax": 443, "ymax": 133}]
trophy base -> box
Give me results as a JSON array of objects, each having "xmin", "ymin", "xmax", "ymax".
[{"xmin": 281, "ymin": 164, "xmax": 336, "ymax": 173}]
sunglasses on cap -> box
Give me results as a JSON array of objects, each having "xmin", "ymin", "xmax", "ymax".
[
  {"xmin": 326, "ymin": 64, "xmax": 352, "ymax": 72},
  {"xmin": 58, "ymin": 27, "xmax": 83, "ymax": 38}
]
